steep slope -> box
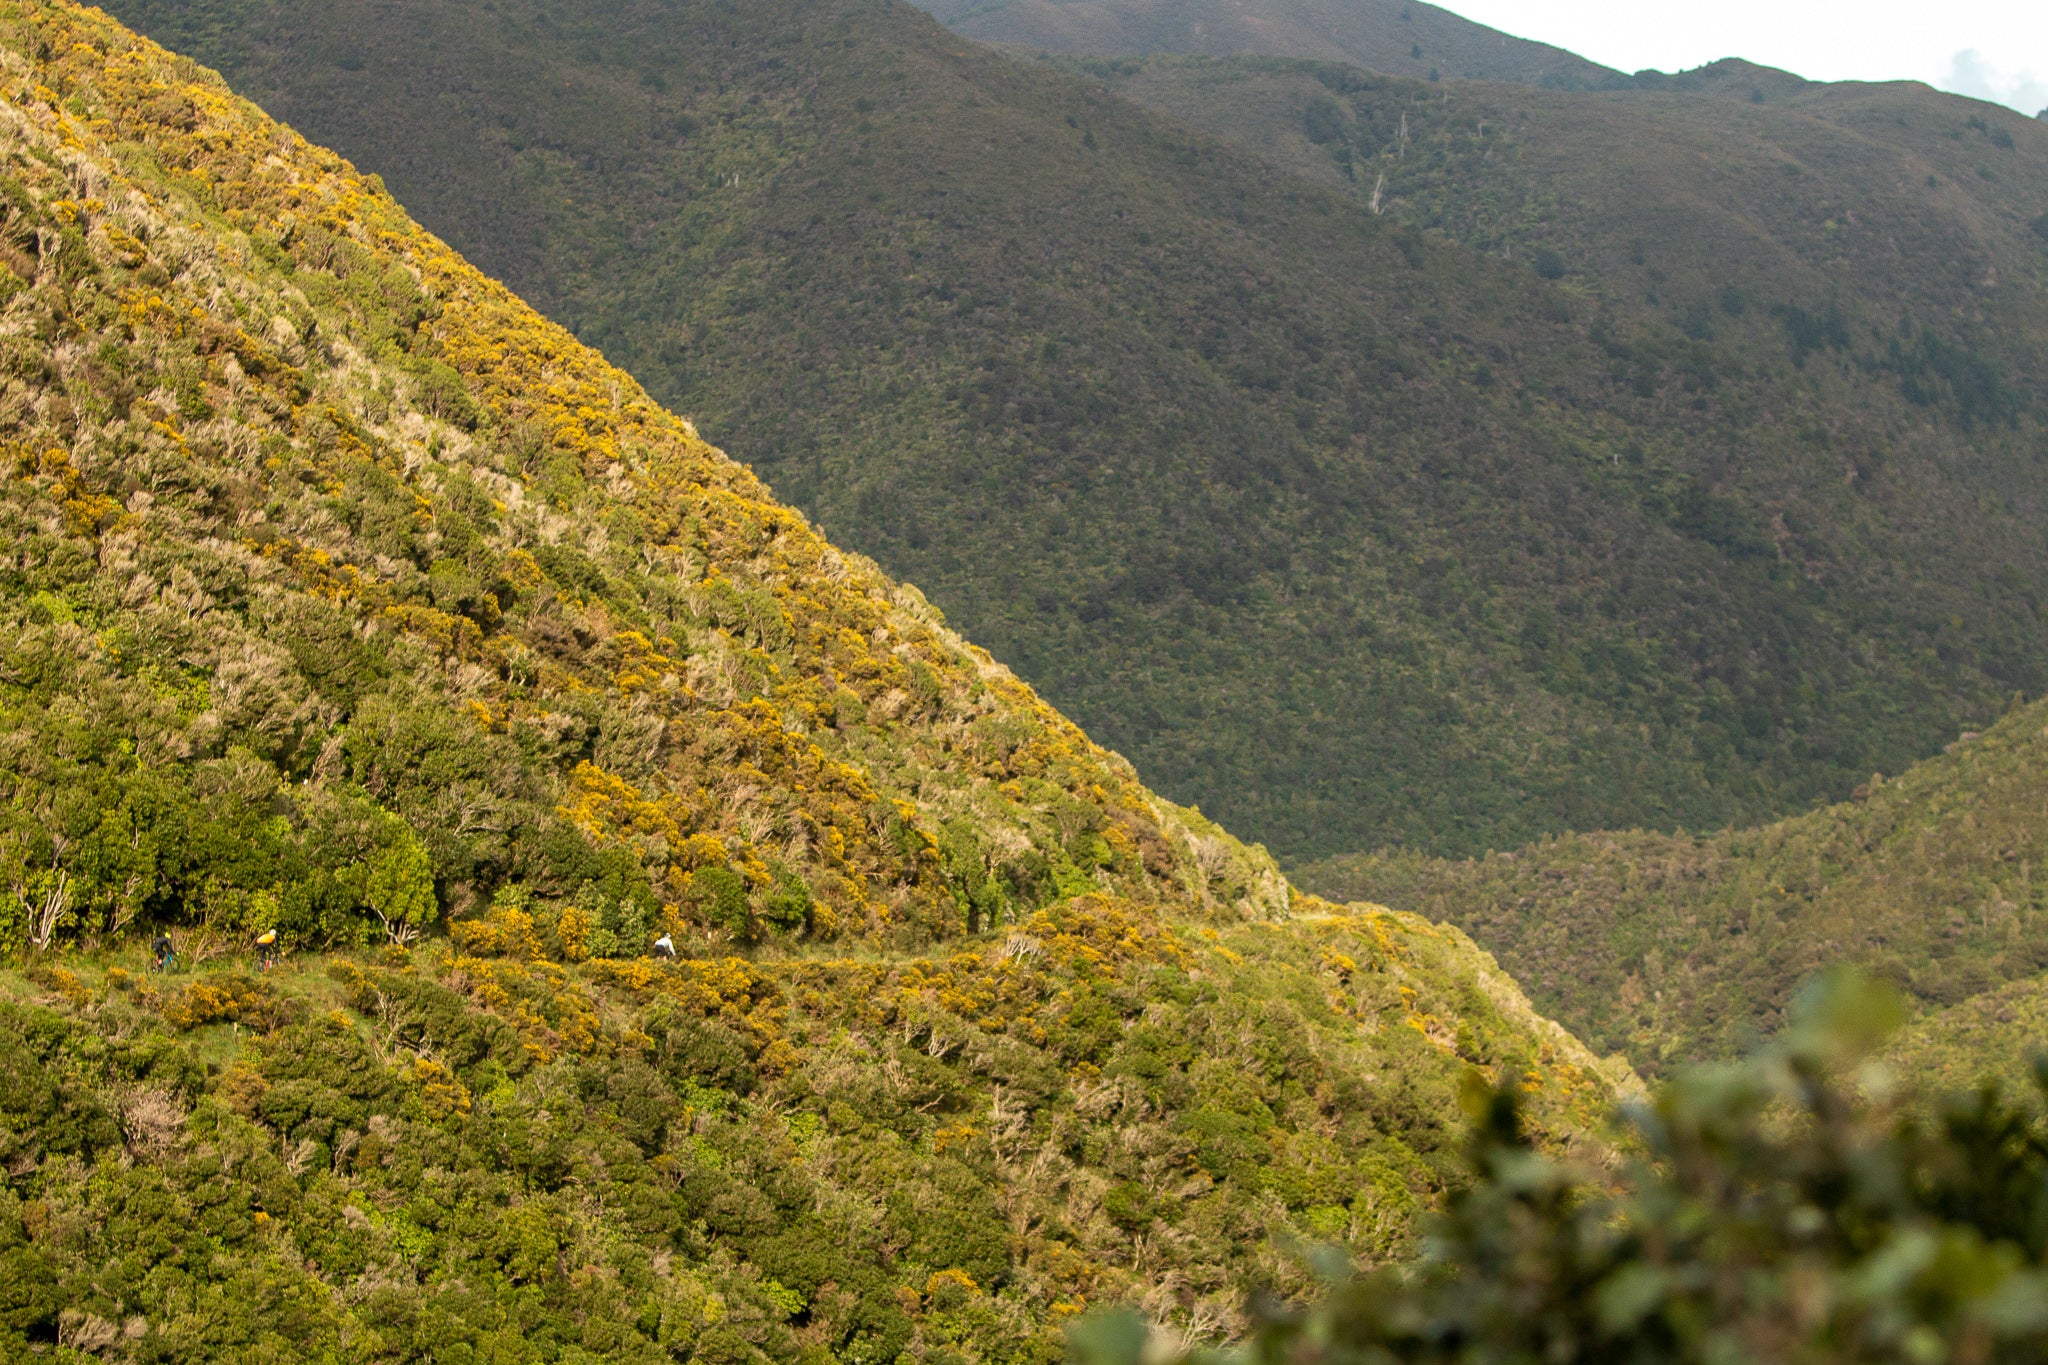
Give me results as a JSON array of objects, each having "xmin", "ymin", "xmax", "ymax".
[
  {"xmin": 0, "ymin": 2, "xmax": 1628, "ymax": 1355},
  {"xmin": 1302, "ymin": 696, "xmax": 2048, "ymax": 1075},
  {"xmin": 904, "ymin": 0, "xmax": 1618, "ymax": 88},
  {"xmin": 101, "ymin": 0, "xmax": 2048, "ymax": 868},
  {"xmin": 0, "ymin": 25, "xmax": 1283, "ymax": 958}
]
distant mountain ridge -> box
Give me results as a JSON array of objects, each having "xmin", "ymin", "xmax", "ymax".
[
  {"xmin": 1050, "ymin": 53, "xmax": 2048, "ymax": 362},
  {"xmin": 905, "ymin": 0, "xmax": 1620, "ymax": 88}
]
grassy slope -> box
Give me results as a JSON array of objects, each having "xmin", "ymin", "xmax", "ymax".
[
  {"xmin": 903, "ymin": 0, "xmax": 1618, "ymax": 88},
  {"xmin": 0, "ymin": 2, "xmax": 1626, "ymax": 1354},
  {"xmin": 1301, "ymin": 697, "xmax": 2048, "ymax": 1075},
  {"xmin": 100, "ymin": 0, "xmax": 2048, "ymax": 870}
]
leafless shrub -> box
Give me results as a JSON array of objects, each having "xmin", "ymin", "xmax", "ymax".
[
  {"xmin": 121, "ymin": 1086, "xmax": 188, "ymax": 1160},
  {"xmin": 57, "ymin": 1310, "xmax": 123, "ymax": 1354}
]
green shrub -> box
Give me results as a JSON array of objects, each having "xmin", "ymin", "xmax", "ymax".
[
  {"xmin": 686, "ymin": 866, "xmax": 751, "ymax": 939},
  {"xmin": 1104, "ymin": 1181, "xmax": 1150, "ymax": 1232}
]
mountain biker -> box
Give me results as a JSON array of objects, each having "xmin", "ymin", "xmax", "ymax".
[
  {"xmin": 151, "ymin": 933, "xmax": 175, "ymax": 973},
  {"xmin": 256, "ymin": 928, "xmax": 278, "ymax": 972},
  {"xmin": 652, "ymin": 932, "xmax": 676, "ymax": 959}
]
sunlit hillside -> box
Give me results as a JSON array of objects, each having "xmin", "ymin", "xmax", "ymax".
[{"xmin": 0, "ymin": 2, "xmax": 1627, "ymax": 1356}]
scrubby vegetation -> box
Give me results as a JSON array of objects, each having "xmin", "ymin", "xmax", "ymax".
[
  {"xmin": 0, "ymin": 896, "xmax": 1625, "ymax": 1358},
  {"xmin": 1887, "ymin": 972, "xmax": 2048, "ymax": 1099},
  {"xmin": 1304, "ymin": 695, "xmax": 2048, "ymax": 1076},
  {"xmin": 102, "ymin": 0, "xmax": 2048, "ymax": 865},
  {"xmin": 0, "ymin": 0, "xmax": 1311, "ymax": 959},
  {"xmin": 0, "ymin": 3, "xmax": 1638, "ymax": 1354},
  {"xmin": 1081, "ymin": 974, "xmax": 2048, "ymax": 1365}
]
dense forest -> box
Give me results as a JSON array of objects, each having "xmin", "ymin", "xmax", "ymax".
[
  {"xmin": 0, "ymin": 3, "xmax": 1631, "ymax": 1354},
  {"xmin": 1053, "ymin": 49, "xmax": 2048, "ymax": 366},
  {"xmin": 102, "ymin": 0, "xmax": 2048, "ymax": 865}
]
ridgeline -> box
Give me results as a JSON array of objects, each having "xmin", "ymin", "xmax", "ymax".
[{"xmin": 904, "ymin": 0, "xmax": 1620, "ymax": 89}]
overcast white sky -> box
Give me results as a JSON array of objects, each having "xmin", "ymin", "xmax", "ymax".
[{"xmin": 1445, "ymin": 0, "xmax": 2048, "ymax": 114}]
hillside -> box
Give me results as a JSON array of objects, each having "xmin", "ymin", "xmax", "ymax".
[
  {"xmin": 904, "ymin": 0, "xmax": 1619, "ymax": 88},
  {"xmin": 0, "ymin": 2, "xmax": 1629, "ymax": 1355},
  {"xmin": 1886, "ymin": 970, "xmax": 2048, "ymax": 1096},
  {"xmin": 1041, "ymin": 51, "xmax": 2048, "ymax": 355},
  {"xmin": 99, "ymin": 0, "xmax": 2048, "ymax": 871},
  {"xmin": 1301, "ymin": 696, "xmax": 2048, "ymax": 1075},
  {"xmin": 1, "ymin": 906, "xmax": 1624, "ymax": 1359}
]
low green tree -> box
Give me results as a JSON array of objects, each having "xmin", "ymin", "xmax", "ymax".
[{"xmin": 364, "ymin": 830, "xmax": 436, "ymax": 945}]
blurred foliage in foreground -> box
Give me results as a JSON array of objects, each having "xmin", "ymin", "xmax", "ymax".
[{"xmin": 1075, "ymin": 972, "xmax": 2048, "ymax": 1365}]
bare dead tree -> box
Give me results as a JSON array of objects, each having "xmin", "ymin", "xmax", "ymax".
[
  {"xmin": 375, "ymin": 907, "xmax": 423, "ymax": 947},
  {"xmin": 27, "ymin": 868, "xmax": 71, "ymax": 952}
]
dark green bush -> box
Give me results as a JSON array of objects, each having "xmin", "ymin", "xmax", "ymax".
[
  {"xmin": 686, "ymin": 865, "xmax": 752, "ymax": 939},
  {"xmin": 1303, "ymin": 95, "xmax": 1348, "ymax": 146}
]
